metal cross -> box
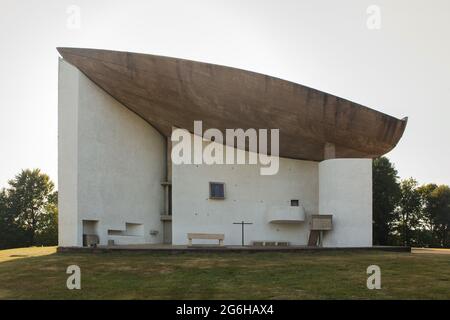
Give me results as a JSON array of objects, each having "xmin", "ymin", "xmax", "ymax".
[{"xmin": 233, "ymin": 221, "xmax": 253, "ymax": 246}]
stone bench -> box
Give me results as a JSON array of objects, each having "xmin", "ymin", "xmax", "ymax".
[
  {"xmin": 251, "ymin": 241, "xmax": 290, "ymax": 247},
  {"xmin": 187, "ymin": 233, "xmax": 225, "ymax": 246},
  {"xmin": 83, "ymin": 234, "xmax": 99, "ymax": 247}
]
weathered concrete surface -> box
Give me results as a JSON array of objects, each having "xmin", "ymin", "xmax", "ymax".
[
  {"xmin": 57, "ymin": 245, "xmax": 412, "ymax": 254},
  {"xmin": 57, "ymin": 47, "xmax": 407, "ymax": 161}
]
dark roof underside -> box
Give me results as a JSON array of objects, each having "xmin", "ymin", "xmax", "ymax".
[{"xmin": 57, "ymin": 47, "xmax": 407, "ymax": 161}]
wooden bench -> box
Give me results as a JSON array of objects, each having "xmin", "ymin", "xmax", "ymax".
[{"xmin": 187, "ymin": 233, "xmax": 225, "ymax": 246}]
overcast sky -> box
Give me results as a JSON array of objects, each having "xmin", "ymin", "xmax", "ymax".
[{"xmin": 1, "ymin": 0, "xmax": 449, "ymax": 188}]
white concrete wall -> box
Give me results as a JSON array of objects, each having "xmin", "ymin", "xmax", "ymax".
[
  {"xmin": 172, "ymin": 138, "xmax": 319, "ymax": 245},
  {"xmin": 58, "ymin": 59, "xmax": 166, "ymax": 246},
  {"xmin": 58, "ymin": 59, "xmax": 79, "ymax": 247},
  {"xmin": 172, "ymin": 136, "xmax": 373, "ymax": 247},
  {"xmin": 59, "ymin": 59, "xmax": 373, "ymax": 248},
  {"xmin": 318, "ymin": 159, "xmax": 372, "ymax": 247}
]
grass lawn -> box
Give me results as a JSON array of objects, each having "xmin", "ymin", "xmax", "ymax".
[{"xmin": 0, "ymin": 247, "xmax": 449, "ymax": 299}]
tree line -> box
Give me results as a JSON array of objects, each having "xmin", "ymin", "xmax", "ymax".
[
  {"xmin": 0, "ymin": 160, "xmax": 449, "ymax": 249},
  {"xmin": 0, "ymin": 169, "xmax": 58, "ymax": 249},
  {"xmin": 373, "ymin": 157, "xmax": 450, "ymax": 247}
]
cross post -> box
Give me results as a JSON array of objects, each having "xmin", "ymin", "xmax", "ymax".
[{"xmin": 233, "ymin": 221, "xmax": 253, "ymax": 246}]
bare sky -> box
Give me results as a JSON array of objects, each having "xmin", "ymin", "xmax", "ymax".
[{"xmin": 1, "ymin": 0, "xmax": 449, "ymax": 188}]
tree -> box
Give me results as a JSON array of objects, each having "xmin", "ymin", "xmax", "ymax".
[
  {"xmin": 0, "ymin": 169, "xmax": 58, "ymax": 248},
  {"xmin": 419, "ymin": 184, "xmax": 450, "ymax": 247},
  {"xmin": 0, "ymin": 189, "xmax": 28, "ymax": 249},
  {"xmin": 417, "ymin": 183, "xmax": 439, "ymax": 246},
  {"xmin": 395, "ymin": 178, "xmax": 422, "ymax": 246},
  {"xmin": 372, "ymin": 157, "xmax": 401, "ymax": 245},
  {"xmin": 432, "ymin": 185, "xmax": 450, "ymax": 247},
  {"xmin": 34, "ymin": 191, "xmax": 58, "ymax": 246}
]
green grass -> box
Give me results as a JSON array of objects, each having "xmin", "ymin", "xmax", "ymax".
[{"xmin": 0, "ymin": 247, "xmax": 449, "ymax": 299}]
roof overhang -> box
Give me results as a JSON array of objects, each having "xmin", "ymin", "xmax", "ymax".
[{"xmin": 57, "ymin": 47, "xmax": 407, "ymax": 161}]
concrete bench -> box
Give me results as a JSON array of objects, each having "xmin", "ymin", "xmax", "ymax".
[
  {"xmin": 83, "ymin": 234, "xmax": 99, "ymax": 247},
  {"xmin": 187, "ymin": 233, "xmax": 225, "ymax": 246},
  {"xmin": 251, "ymin": 241, "xmax": 290, "ymax": 247}
]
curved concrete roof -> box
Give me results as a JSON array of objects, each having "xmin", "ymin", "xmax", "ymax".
[{"xmin": 57, "ymin": 47, "xmax": 407, "ymax": 161}]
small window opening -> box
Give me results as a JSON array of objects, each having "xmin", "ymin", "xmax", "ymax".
[{"xmin": 209, "ymin": 182, "xmax": 225, "ymax": 199}]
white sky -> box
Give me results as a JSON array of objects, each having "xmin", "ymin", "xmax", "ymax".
[{"xmin": 0, "ymin": 0, "xmax": 449, "ymax": 188}]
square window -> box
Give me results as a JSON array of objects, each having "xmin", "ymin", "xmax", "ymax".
[
  {"xmin": 209, "ymin": 182, "xmax": 225, "ymax": 199},
  {"xmin": 290, "ymin": 199, "xmax": 299, "ymax": 207}
]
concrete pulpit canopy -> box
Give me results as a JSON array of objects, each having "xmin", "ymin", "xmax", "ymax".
[{"xmin": 57, "ymin": 47, "xmax": 407, "ymax": 161}]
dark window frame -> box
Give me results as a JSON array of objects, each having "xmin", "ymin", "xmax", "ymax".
[
  {"xmin": 209, "ymin": 182, "xmax": 225, "ymax": 199},
  {"xmin": 290, "ymin": 199, "xmax": 299, "ymax": 207}
]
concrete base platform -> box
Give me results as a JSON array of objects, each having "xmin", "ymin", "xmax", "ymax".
[
  {"xmin": 411, "ymin": 247, "xmax": 450, "ymax": 255},
  {"xmin": 57, "ymin": 244, "xmax": 411, "ymax": 254}
]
